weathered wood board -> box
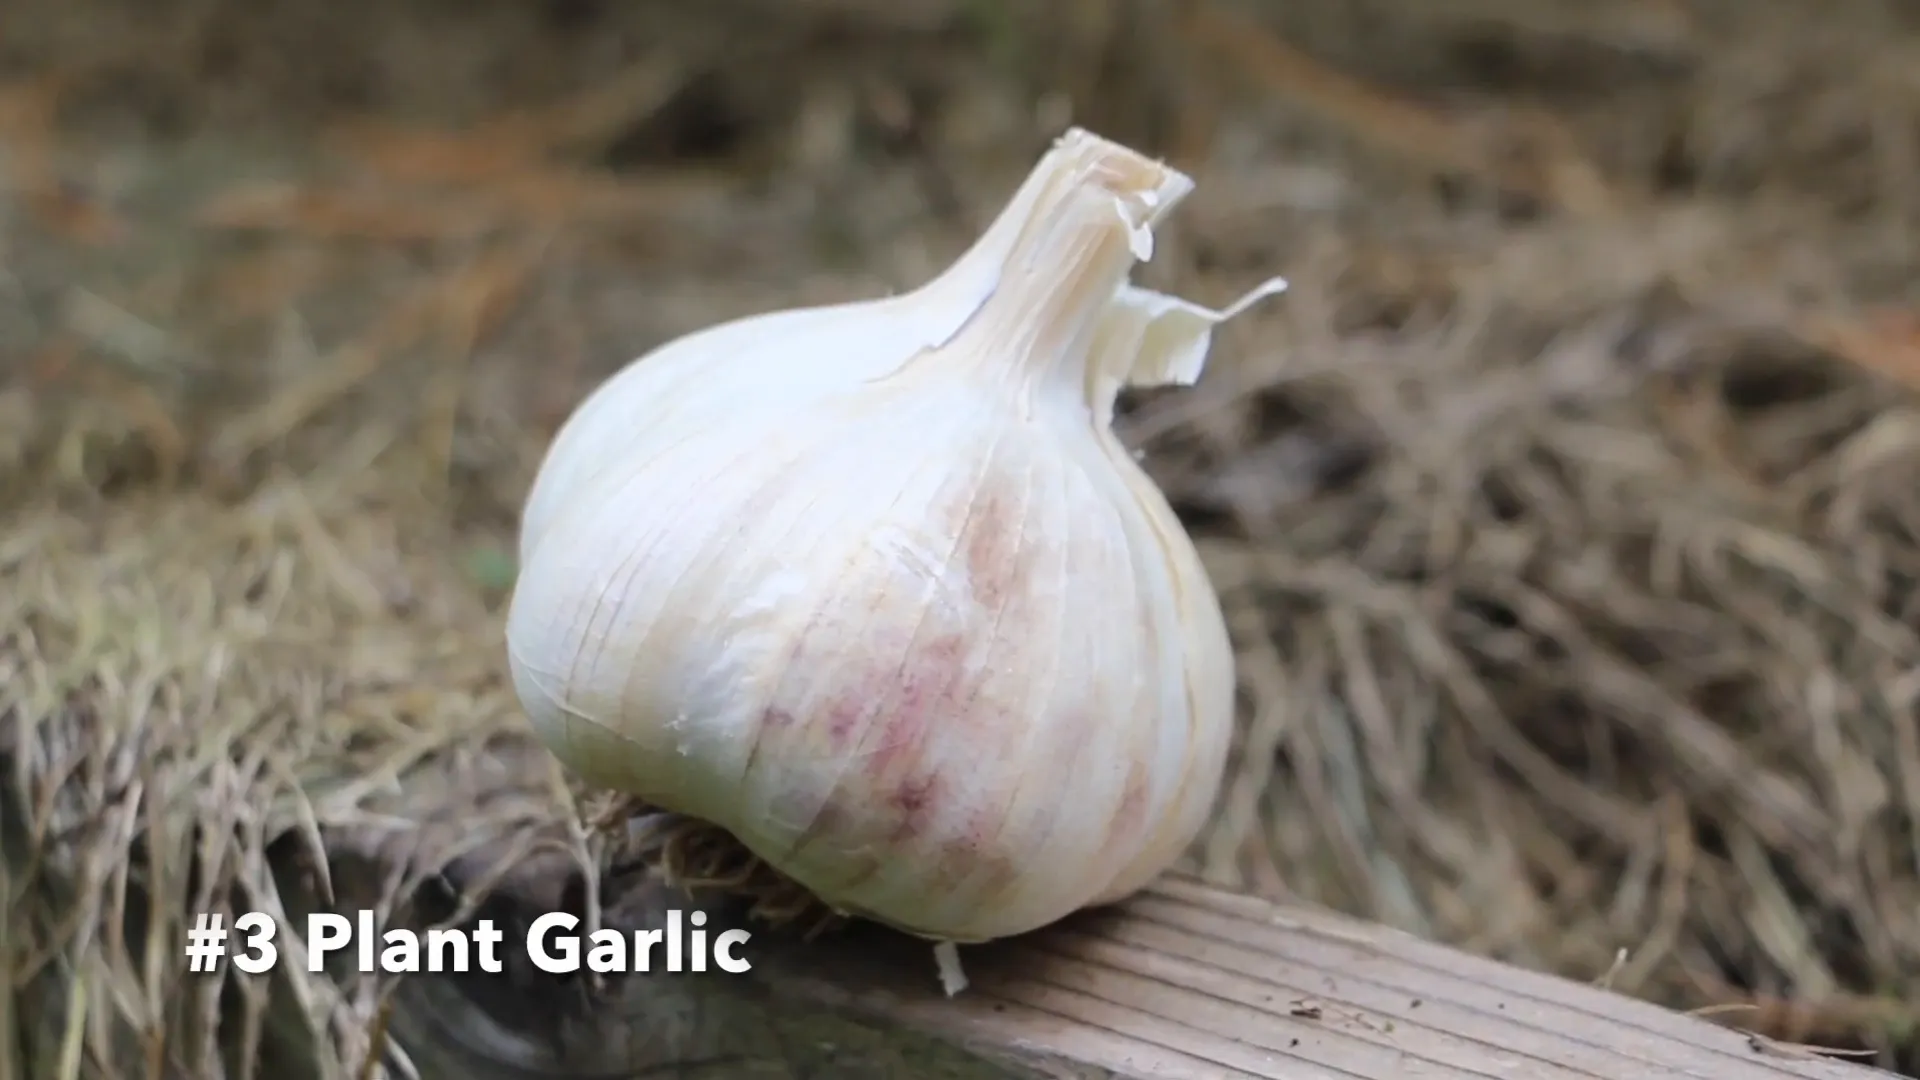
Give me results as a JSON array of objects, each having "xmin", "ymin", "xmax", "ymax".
[{"xmin": 312, "ymin": 857, "xmax": 1895, "ymax": 1080}]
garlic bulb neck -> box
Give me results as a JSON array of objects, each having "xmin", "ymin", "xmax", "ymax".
[{"xmin": 913, "ymin": 129, "xmax": 1191, "ymax": 409}]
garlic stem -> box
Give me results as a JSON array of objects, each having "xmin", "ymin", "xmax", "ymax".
[{"xmin": 925, "ymin": 129, "xmax": 1193, "ymax": 402}]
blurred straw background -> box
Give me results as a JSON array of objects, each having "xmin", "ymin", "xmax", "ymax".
[{"xmin": 5, "ymin": 0, "xmax": 1920, "ymax": 1076}]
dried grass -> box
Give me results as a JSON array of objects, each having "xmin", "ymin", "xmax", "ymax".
[{"xmin": 4, "ymin": 0, "xmax": 1920, "ymax": 1075}]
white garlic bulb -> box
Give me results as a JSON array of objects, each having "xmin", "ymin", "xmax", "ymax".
[{"xmin": 506, "ymin": 128, "xmax": 1283, "ymax": 944}]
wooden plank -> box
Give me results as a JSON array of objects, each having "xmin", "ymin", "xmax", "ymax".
[{"xmin": 308, "ymin": 854, "xmax": 1895, "ymax": 1080}]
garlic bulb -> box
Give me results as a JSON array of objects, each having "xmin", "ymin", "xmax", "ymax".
[{"xmin": 506, "ymin": 127, "xmax": 1283, "ymax": 944}]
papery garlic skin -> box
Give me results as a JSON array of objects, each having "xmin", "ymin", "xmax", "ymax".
[{"xmin": 506, "ymin": 128, "xmax": 1282, "ymax": 943}]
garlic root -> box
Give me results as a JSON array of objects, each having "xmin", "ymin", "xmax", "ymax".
[{"xmin": 934, "ymin": 941, "xmax": 969, "ymax": 998}]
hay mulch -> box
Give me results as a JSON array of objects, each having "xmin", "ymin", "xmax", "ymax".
[{"xmin": 5, "ymin": 0, "xmax": 1920, "ymax": 1075}]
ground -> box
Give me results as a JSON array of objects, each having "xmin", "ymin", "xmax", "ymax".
[{"xmin": 3, "ymin": 0, "xmax": 1919, "ymax": 1076}]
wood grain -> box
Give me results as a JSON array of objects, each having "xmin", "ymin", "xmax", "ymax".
[{"xmin": 317, "ymin": 856, "xmax": 1895, "ymax": 1080}]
